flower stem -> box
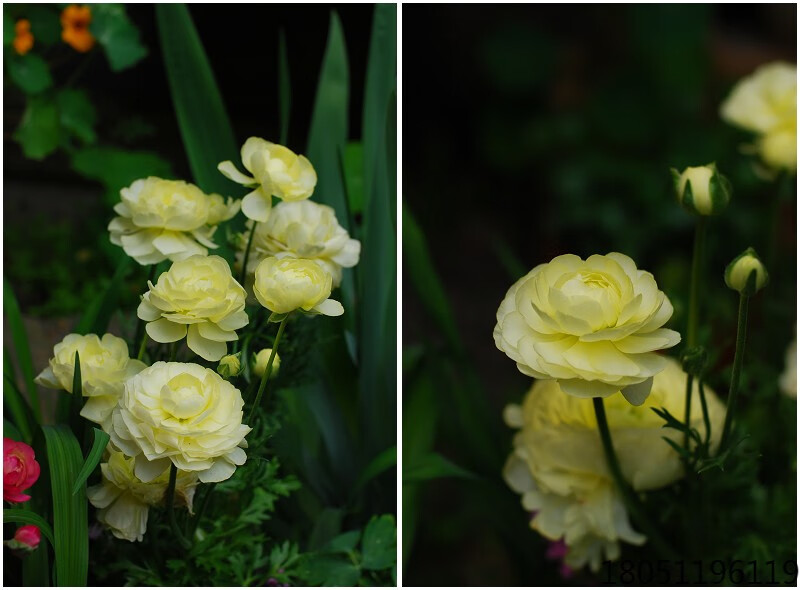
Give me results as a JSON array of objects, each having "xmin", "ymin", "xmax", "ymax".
[
  {"xmin": 246, "ymin": 316, "xmax": 288, "ymax": 425},
  {"xmin": 592, "ymin": 397, "xmax": 678, "ymax": 559},
  {"xmin": 137, "ymin": 332, "xmax": 148, "ymax": 362},
  {"xmin": 238, "ymin": 221, "xmax": 259, "ymax": 288},
  {"xmin": 719, "ymin": 293, "xmax": 750, "ymax": 452},
  {"xmin": 166, "ymin": 463, "xmax": 191, "ymax": 550},
  {"xmin": 684, "ymin": 218, "xmax": 706, "ymax": 449},
  {"xmin": 698, "ymin": 377, "xmax": 711, "ymax": 446},
  {"xmin": 188, "ymin": 482, "xmax": 216, "ymax": 541}
]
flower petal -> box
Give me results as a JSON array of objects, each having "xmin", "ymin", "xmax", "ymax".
[
  {"xmin": 145, "ymin": 319, "xmax": 187, "ymax": 343},
  {"xmin": 241, "ymin": 190, "xmax": 272, "ymax": 222},
  {"xmin": 217, "ymin": 160, "xmax": 255, "ymax": 186}
]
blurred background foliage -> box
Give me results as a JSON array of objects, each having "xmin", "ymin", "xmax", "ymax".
[
  {"xmin": 4, "ymin": 3, "xmax": 396, "ymax": 586},
  {"xmin": 403, "ymin": 4, "xmax": 796, "ymax": 586}
]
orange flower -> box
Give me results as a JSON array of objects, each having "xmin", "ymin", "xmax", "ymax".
[
  {"xmin": 12, "ymin": 19, "xmax": 34, "ymax": 55},
  {"xmin": 61, "ymin": 5, "xmax": 95, "ymax": 52}
]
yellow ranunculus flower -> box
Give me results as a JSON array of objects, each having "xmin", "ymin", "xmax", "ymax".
[
  {"xmin": 503, "ymin": 358, "xmax": 725, "ymax": 572},
  {"xmin": 218, "ymin": 137, "xmax": 317, "ymax": 222},
  {"xmin": 252, "ymin": 348, "xmax": 281, "ymax": 379},
  {"xmin": 720, "ymin": 61, "xmax": 797, "ymax": 171},
  {"xmin": 137, "ymin": 255, "xmax": 248, "ymax": 362},
  {"xmin": 108, "ymin": 177, "xmax": 240, "ymax": 265},
  {"xmin": 724, "ymin": 247, "xmax": 768, "ymax": 296},
  {"xmin": 107, "ymin": 362, "xmax": 251, "ymax": 483},
  {"xmin": 87, "ymin": 448, "xmax": 197, "ymax": 542},
  {"xmin": 253, "ymin": 257, "xmax": 343, "ymax": 316},
  {"xmin": 494, "ymin": 253, "xmax": 680, "ymax": 405},
  {"xmin": 237, "ymin": 200, "xmax": 361, "ymax": 287},
  {"xmin": 35, "ymin": 333, "xmax": 146, "ymax": 425}
]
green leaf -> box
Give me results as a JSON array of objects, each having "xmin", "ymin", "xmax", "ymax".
[
  {"xmin": 342, "ymin": 142, "xmax": 365, "ymax": 219},
  {"xmin": 3, "ymin": 508, "xmax": 56, "ymax": 548},
  {"xmin": 4, "ymin": 418, "xmax": 22, "ymax": 441},
  {"xmin": 26, "ymin": 5, "xmax": 60, "ymax": 45},
  {"xmin": 74, "ymin": 257, "xmax": 132, "ymax": 335},
  {"xmin": 324, "ymin": 530, "xmax": 360, "ymax": 553},
  {"xmin": 308, "ymin": 506, "xmax": 344, "ymax": 551},
  {"xmin": 358, "ymin": 89, "xmax": 396, "ymax": 455},
  {"xmin": 361, "ymin": 514, "xmax": 396, "ymax": 571},
  {"xmin": 299, "ymin": 554, "xmax": 360, "ymax": 586},
  {"xmin": 403, "ymin": 452, "xmax": 476, "ymax": 484},
  {"xmin": 5, "ymin": 52, "xmax": 53, "ymax": 94},
  {"xmin": 361, "ymin": 3, "xmax": 396, "ymax": 222},
  {"xmin": 90, "ymin": 4, "xmax": 148, "ymax": 72},
  {"xmin": 71, "ymin": 146, "xmax": 172, "ymax": 205},
  {"xmin": 42, "ymin": 425, "xmax": 88, "ymax": 586},
  {"xmin": 4, "ymin": 374, "xmax": 35, "ymax": 443},
  {"xmin": 3, "ymin": 278, "xmax": 41, "ymax": 423},
  {"xmin": 355, "ymin": 445, "xmax": 396, "ymax": 489},
  {"xmin": 56, "ymin": 88, "xmax": 96, "ymax": 144},
  {"xmin": 308, "ymin": 11, "xmax": 350, "ymax": 230},
  {"xmin": 277, "ymin": 28, "xmax": 290, "ymax": 145},
  {"xmin": 72, "ymin": 428, "xmax": 109, "ymax": 495},
  {"xmin": 13, "ymin": 96, "xmax": 59, "ymax": 160},
  {"xmin": 156, "ymin": 4, "xmax": 238, "ymax": 196},
  {"xmin": 402, "ymin": 203, "xmax": 462, "ymax": 353}
]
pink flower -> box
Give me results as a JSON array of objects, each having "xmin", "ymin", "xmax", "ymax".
[
  {"xmin": 13, "ymin": 525, "xmax": 41, "ymax": 550},
  {"xmin": 546, "ymin": 539, "xmax": 575, "ymax": 580},
  {"xmin": 4, "ymin": 438, "xmax": 41, "ymax": 503}
]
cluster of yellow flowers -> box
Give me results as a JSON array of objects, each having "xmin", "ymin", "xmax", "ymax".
[
  {"xmin": 35, "ymin": 137, "xmax": 359, "ymax": 542},
  {"xmin": 495, "ymin": 60, "xmax": 793, "ymax": 573}
]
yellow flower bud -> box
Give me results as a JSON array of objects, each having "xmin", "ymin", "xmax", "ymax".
[
  {"xmin": 252, "ymin": 349, "xmax": 281, "ymax": 379},
  {"xmin": 253, "ymin": 257, "xmax": 343, "ymax": 317},
  {"xmin": 217, "ymin": 353, "xmax": 242, "ymax": 379},
  {"xmin": 218, "ymin": 137, "xmax": 317, "ymax": 222},
  {"xmin": 724, "ymin": 247, "xmax": 768, "ymax": 296},
  {"xmin": 671, "ymin": 163, "xmax": 731, "ymax": 216}
]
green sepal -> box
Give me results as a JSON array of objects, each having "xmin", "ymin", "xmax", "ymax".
[
  {"xmin": 268, "ymin": 312, "xmax": 289, "ymax": 324},
  {"xmin": 707, "ymin": 162, "xmax": 731, "ymax": 215}
]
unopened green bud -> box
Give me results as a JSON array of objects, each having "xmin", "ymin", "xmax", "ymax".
[
  {"xmin": 217, "ymin": 353, "xmax": 242, "ymax": 379},
  {"xmin": 725, "ymin": 247, "xmax": 768, "ymax": 296},
  {"xmin": 671, "ymin": 163, "xmax": 731, "ymax": 216}
]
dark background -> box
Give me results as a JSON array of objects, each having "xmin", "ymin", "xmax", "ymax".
[{"xmin": 403, "ymin": 4, "xmax": 796, "ymax": 586}]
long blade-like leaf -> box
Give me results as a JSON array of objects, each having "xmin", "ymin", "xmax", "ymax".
[
  {"xmin": 307, "ymin": 11, "xmax": 350, "ymax": 230},
  {"xmin": 3, "ymin": 508, "xmax": 56, "ymax": 548},
  {"xmin": 4, "ymin": 374, "xmax": 34, "ymax": 443},
  {"xmin": 155, "ymin": 4, "xmax": 238, "ymax": 196},
  {"xmin": 307, "ymin": 12, "xmax": 354, "ymax": 316},
  {"xmin": 43, "ymin": 425, "xmax": 88, "ymax": 586},
  {"xmin": 72, "ymin": 428, "xmax": 109, "ymax": 495},
  {"xmin": 355, "ymin": 445, "xmax": 396, "ymax": 490},
  {"xmin": 3, "ymin": 278, "xmax": 42, "ymax": 422},
  {"xmin": 361, "ymin": 4, "xmax": 396, "ymax": 228}
]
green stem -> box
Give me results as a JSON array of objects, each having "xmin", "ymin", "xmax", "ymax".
[
  {"xmin": 684, "ymin": 218, "xmax": 706, "ymax": 449},
  {"xmin": 246, "ymin": 316, "xmax": 288, "ymax": 425},
  {"xmin": 593, "ymin": 397, "xmax": 678, "ymax": 559},
  {"xmin": 698, "ymin": 377, "xmax": 711, "ymax": 446},
  {"xmin": 682, "ymin": 374, "xmax": 694, "ymax": 452},
  {"xmin": 166, "ymin": 464, "xmax": 191, "ymax": 550},
  {"xmin": 137, "ymin": 332, "xmax": 148, "ymax": 362},
  {"xmin": 719, "ymin": 293, "xmax": 750, "ymax": 452},
  {"xmin": 188, "ymin": 482, "xmax": 216, "ymax": 540},
  {"xmin": 238, "ymin": 221, "xmax": 259, "ymax": 288}
]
